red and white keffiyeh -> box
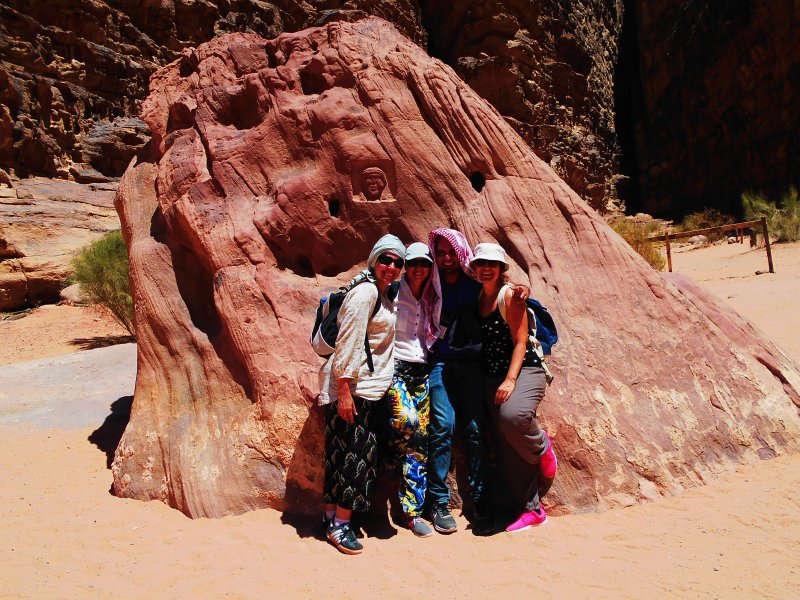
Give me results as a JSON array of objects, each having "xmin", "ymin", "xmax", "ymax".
[{"xmin": 422, "ymin": 227, "xmax": 477, "ymax": 349}]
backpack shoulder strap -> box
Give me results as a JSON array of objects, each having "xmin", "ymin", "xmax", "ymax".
[
  {"xmin": 370, "ymin": 283, "xmax": 382, "ymax": 318},
  {"xmin": 349, "ymin": 279, "xmax": 381, "ymax": 372},
  {"xmin": 496, "ymin": 284, "xmax": 513, "ymax": 322}
]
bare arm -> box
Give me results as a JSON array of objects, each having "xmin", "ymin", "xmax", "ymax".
[
  {"xmin": 495, "ymin": 286, "xmax": 529, "ymax": 404},
  {"xmin": 337, "ymin": 377, "xmax": 357, "ymax": 423},
  {"xmin": 510, "ymin": 283, "xmax": 529, "ymax": 302}
]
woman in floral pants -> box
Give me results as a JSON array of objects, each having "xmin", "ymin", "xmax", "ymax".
[{"xmin": 384, "ymin": 242, "xmax": 435, "ymax": 537}]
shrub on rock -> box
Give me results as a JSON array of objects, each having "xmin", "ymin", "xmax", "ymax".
[{"xmin": 72, "ymin": 231, "xmax": 134, "ymax": 335}]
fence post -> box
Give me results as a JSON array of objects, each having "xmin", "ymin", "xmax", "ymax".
[
  {"xmin": 761, "ymin": 216, "xmax": 775, "ymax": 273},
  {"xmin": 665, "ymin": 231, "xmax": 672, "ymax": 272}
]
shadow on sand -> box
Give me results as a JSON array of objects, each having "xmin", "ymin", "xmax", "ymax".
[
  {"xmin": 88, "ymin": 395, "xmax": 133, "ymax": 468},
  {"xmin": 70, "ymin": 335, "xmax": 136, "ymax": 351},
  {"xmin": 280, "ymin": 466, "xmax": 402, "ymax": 542}
]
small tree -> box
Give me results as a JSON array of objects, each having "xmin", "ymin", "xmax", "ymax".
[
  {"xmin": 679, "ymin": 208, "xmax": 735, "ymax": 243},
  {"xmin": 72, "ymin": 231, "xmax": 135, "ymax": 335}
]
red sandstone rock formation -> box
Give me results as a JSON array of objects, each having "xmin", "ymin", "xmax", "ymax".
[
  {"xmin": 422, "ymin": 0, "xmax": 625, "ymax": 213},
  {"xmin": 0, "ymin": 0, "xmax": 424, "ymax": 180},
  {"xmin": 0, "ymin": 177, "xmax": 119, "ymax": 310},
  {"xmin": 112, "ymin": 19, "xmax": 800, "ymax": 518}
]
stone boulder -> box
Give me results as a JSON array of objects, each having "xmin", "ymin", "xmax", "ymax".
[
  {"xmin": 59, "ymin": 282, "xmax": 86, "ymax": 305},
  {"xmin": 0, "ymin": 177, "xmax": 120, "ymax": 311},
  {"xmin": 112, "ymin": 19, "xmax": 800, "ymax": 518},
  {"xmin": 421, "ymin": 0, "xmax": 625, "ymax": 213}
]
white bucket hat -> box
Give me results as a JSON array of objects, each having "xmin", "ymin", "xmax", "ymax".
[
  {"xmin": 470, "ymin": 242, "xmax": 509, "ymax": 272},
  {"xmin": 405, "ymin": 242, "xmax": 433, "ymax": 264}
]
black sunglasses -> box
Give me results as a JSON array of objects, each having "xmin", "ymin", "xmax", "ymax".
[
  {"xmin": 473, "ymin": 259, "xmax": 501, "ymax": 267},
  {"xmin": 406, "ymin": 258, "xmax": 432, "ymax": 268},
  {"xmin": 377, "ymin": 254, "xmax": 405, "ymax": 269}
]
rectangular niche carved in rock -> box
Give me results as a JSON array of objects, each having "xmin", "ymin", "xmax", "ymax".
[{"xmin": 350, "ymin": 160, "xmax": 396, "ymax": 203}]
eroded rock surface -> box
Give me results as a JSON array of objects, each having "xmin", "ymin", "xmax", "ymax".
[
  {"xmin": 422, "ymin": 0, "xmax": 624, "ymax": 212},
  {"xmin": 0, "ymin": 0, "xmax": 620, "ymax": 211},
  {"xmin": 0, "ymin": 177, "xmax": 119, "ymax": 310},
  {"xmin": 0, "ymin": 0, "xmax": 424, "ymax": 180},
  {"xmin": 111, "ymin": 20, "xmax": 800, "ymax": 518}
]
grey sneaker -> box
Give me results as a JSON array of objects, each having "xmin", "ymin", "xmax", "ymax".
[
  {"xmin": 408, "ymin": 516, "xmax": 434, "ymax": 538},
  {"xmin": 430, "ymin": 504, "xmax": 457, "ymax": 534},
  {"xmin": 326, "ymin": 522, "xmax": 364, "ymax": 555}
]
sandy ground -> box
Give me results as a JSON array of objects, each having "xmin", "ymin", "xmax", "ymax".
[
  {"xmin": 0, "ymin": 304, "xmax": 131, "ymax": 366},
  {"xmin": 669, "ymin": 240, "xmax": 800, "ymax": 362},
  {"xmin": 0, "ymin": 242, "xmax": 799, "ymax": 599}
]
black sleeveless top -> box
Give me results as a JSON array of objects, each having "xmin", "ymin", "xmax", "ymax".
[{"xmin": 479, "ymin": 308, "xmax": 540, "ymax": 376}]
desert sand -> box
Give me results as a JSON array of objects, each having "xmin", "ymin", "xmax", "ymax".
[{"xmin": 1, "ymin": 242, "xmax": 799, "ymax": 599}]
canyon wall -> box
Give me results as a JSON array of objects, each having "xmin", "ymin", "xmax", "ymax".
[
  {"xmin": 620, "ymin": 0, "xmax": 800, "ymax": 216},
  {"xmin": 0, "ymin": 0, "xmax": 621, "ymax": 212}
]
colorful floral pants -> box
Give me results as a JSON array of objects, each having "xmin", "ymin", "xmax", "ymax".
[{"xmin": 383, "ymin": 360, "xmax": 430, "ymax": 518}]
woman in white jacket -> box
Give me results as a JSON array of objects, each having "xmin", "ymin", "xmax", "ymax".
[{"xmin": 318, "ymin": 234, "xmax": 405, "ymax": 555}]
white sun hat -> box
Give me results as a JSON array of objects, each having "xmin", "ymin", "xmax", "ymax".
[{"xmin": 470, "ymin": 242, "xmax": 510, "ymax": 271}]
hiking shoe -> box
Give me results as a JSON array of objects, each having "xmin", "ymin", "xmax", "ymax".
[
  {"xmin": 430, "ymin": 504, "xmax": 457, "ymax": 534},
  {"xmin": 326, "ymin": 522, "xmax": 364, "ymax": 555},
  {"xmin": 472, "ymin": 514, "xmax": 497, "ymax": 536},
  {"xmin": 540, "ymin": 431, "xmax": 558, "ymax": 479},
  {"xmin": 505, "ymin": 507, "xmax": 548, "ymax": 533},
  {"xmin": 408, "ymin": 516, "xmax": 434, "ymax": 538}
]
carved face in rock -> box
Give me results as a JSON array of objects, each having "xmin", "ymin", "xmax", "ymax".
[{"xmin": 361, "ymin": 167, "xmax": 387, "ymax": 201}]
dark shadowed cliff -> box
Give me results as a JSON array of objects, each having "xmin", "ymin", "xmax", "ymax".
[{"xmin": 1, "ymin": 1, "xmax": 798, "ymax": 217}]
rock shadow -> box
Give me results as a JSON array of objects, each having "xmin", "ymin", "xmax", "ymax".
[
  {"xmin": 70, "ymin": 335, "xmax": 136, "ymax": 350},
  {"xmin": 88, "ymin": 395, "xmax": 133, "ymax": 468},
  {"xmin": 280, "ymin": 474, "xmax": 400, "ymax": 543},
  {"xmin": 280, "ymin": 405, "xmax": 399, "ymax": 541}
]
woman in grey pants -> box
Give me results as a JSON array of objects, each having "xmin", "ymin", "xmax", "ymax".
[{"xmin": 470, "ymin": 242, "xmax": 558, "ymax": 533}]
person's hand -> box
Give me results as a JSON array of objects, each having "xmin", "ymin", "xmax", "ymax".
[
  {"xmin": 511, "ymin": 285, "xmax": 529, "ymax": 302},
  {"xmin": 494, "ymin": 378, "xmax": 516, "ymax": 404},
  {"xmin": 337, "ymin": 383, "xmax": 357, "ymax": 423}
]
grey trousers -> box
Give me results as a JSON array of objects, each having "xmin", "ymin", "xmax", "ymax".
[{"xmin": 484, "ymin": 366, "xmax": 549, "ymax": 512}]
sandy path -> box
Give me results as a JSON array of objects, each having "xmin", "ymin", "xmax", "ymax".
[
  {"xmin": 1, "ymin": 242, "xmax": 799, "ymax": 598},
  {"xmin": 1, "ymin": 424, "xmax": 798, "ymax": 599},
  {"xmin": 669, "ymin": 240, "xmax": 800, "ymax": 362},
  {"xmin": 0, "ymin": 305, "xmax": 130, "ymax": 366}
]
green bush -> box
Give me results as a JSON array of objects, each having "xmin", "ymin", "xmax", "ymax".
[
  {"xmin": 72, "ymin": 230, "xmax": 135, "ymax": 335},
  {"xmin": 678, "ymin": 208, "xmax": 735, "ymax": 243},
  {"xmin": 610, "ymin": 219, "xmax": 666, "ymax": 271},
  {"xmin": 742, "ymin": 186, "xmax": 800, "ymax": 243}
]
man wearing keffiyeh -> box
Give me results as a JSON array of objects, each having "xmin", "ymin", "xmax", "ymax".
[
  {"xmin": 422, "ymin": 228, "xmax": 529, "ymax": 535},
  {"xmin": 420, "ymin": 228, "xmax": 492, "ymax": 535}
]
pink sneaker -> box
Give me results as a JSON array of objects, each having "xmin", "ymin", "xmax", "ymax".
[
  {"xmin": 505, "ymin": 507, "xmax": 547, "ymax": 533},
  {"xmin": 540, "ymin": 431, "xmax": 557, "ymax": 479}
]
